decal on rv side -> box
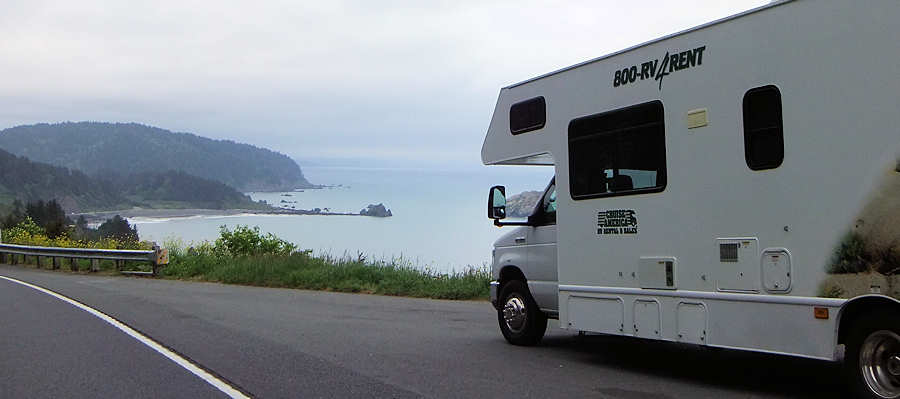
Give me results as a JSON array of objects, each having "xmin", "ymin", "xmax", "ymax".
[
  {"xmin": 612, "ymin": 45, "xmax": 706, "ymax": 90},
  {"xmin": 597, "ymin": 209, "xmax": 638, "ymax": 235}
]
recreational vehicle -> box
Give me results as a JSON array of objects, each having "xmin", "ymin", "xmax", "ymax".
[{"xmin": 481, "ymin": 1, "xmax": 900, "ymax": 397}]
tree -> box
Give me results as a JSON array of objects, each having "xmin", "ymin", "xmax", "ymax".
[
  {"xmin": 2, "ymin": 200, "xmax": 25, "ymax": 229},
  {"xmin": 97, "ymin": 215, "xmax": 138, "ymax": 243},
  {"xmin": 24, "ymin": 199, "xmax": 70, "ymax": 238}
]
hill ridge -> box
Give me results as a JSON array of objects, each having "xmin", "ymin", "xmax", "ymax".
[{"xmin": 0, "ymin": 121, "xmax": 314, "ymax": 192}]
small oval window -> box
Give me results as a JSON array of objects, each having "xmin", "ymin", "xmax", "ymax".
[{"xmin": 510, "ymin": 96, "xmax": 546, "ymax": 135}]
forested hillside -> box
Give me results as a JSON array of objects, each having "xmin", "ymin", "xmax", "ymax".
[
  {"xmin": 0, "ymin": 148, "xmax": 266, "ymax": 212},
  {"xmin": 0, "ymin": 122, "xmax": 314, "ymax": 192},
  {"xmin": 0, "ymin": 148, "xmax": 125, "ymax": 212},
  {"xmin": 110, "ymin": 170, "xmax": 269, "ymax": 210}
]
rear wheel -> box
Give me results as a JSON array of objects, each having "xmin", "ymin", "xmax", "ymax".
[
  {"xmin": 497, "ymin": 280, "xmax": 547, "ymax": 346},
  {"xmin": 845, "ymin": 310, "xmax": 900, "ymax": 398}
]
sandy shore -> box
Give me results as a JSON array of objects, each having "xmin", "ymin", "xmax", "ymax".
[{"xmin": 72, "ymin": 209, "xmax": 257, "ymax": 223}]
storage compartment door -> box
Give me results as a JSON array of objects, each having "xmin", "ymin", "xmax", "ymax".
[
  {"xmin": 633, "ymin": 299, "xmax": 661, "ymax": 338},
  {"xmin": 567, "ymin": 296, "xmax": 623, "ymax": 334},
  {"xmin": 677, "ymin": 302, "xmax": 708, "ymax": 345}
]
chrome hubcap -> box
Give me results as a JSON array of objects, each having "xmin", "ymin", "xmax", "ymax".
[
  {"xmin": 502, "ymin": 296, "xmax": 527, "ymax": 333},
  {"xmin": 890, "ymin": 356, "xmax": 900, "ymax": 377},
  {"xmin": 860, "ymin": 330, "xmax": 900, "ymax": 398}
]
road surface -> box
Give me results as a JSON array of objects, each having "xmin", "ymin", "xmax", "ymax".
[{"xmin": 0, "ymin": 265, "xmax": 845, "ymax": 398}]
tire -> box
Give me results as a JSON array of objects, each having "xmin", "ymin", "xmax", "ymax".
[
  {"xmin": 497, "ymin": 280, "xmax": 547, "ymax": 346},
  {"xmin": 844, "ymin": 310, "xmax": 900, "ymax": 399}
]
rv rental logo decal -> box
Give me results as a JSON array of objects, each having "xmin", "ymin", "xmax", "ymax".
[
  {"xmin": 597, "ymin": 209, "xmax": 638, "ymax": 236},
  {"xmin": 612, "ymin": 45, "xmax": 706, "ymax": 90}
]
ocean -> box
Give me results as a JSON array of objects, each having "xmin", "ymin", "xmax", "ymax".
[{"xmin": 132, "ymin": 165, "xmax": 554, "ymax": 273}]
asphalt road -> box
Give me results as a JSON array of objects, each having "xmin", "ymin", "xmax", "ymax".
[{"xmin": 0, "ymin": 265, "xmax": 847, "ymax": 398}]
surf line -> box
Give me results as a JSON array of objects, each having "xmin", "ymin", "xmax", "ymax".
[{"xmin": 0, "ymin": 274, "xmax": 251, "ymax": 399}]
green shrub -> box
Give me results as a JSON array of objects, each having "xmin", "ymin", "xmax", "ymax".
[
  {"xmin": 829, "ymin": 231, "xmax": 871, "ymax": 274},
  {"xmin": 214, "ymin": 225, "xmax": 297, "ymax": 257},
  {"xmin": 3, "ymin": 216, "xmax": 45, "ymax": 239}
]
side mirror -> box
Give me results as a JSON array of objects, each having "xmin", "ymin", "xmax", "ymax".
[{"xmin": 488, "ymin": 185, "xmax": 507, "ymax": 220}]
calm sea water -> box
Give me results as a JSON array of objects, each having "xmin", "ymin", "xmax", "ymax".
[{"xmin": 133, "ymin": 166, "xmax": 553, "ymax": 273}]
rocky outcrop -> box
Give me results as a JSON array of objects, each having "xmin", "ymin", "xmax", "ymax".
[
  {"xmin": 506, "ymin": 191, "xmax": 542, "ymax": 218},
  {"xmin": 360, "ymin": 203, "xmax": 393, "ymax": 217}
]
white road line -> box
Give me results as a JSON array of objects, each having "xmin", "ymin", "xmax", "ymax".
[{"xmin": 0, "ymin": 275, "xmax": 250, "ymax": 399}]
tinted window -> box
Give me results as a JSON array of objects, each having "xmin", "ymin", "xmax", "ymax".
[
  {"xmin": 510, "ymin": 96, "xmax": 546, "ymax": 135},
  {"xmin": 568, "ymin": 101, "xmax": 666, "ymax": 199},
  {"xmin": 743, "ymin": 85, "xmax": 784, "ymax": 170}
]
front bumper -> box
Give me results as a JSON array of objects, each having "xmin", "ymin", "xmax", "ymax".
[{"xmin": 489, "ymin": 281, "xmax": 500, "ymax": 309}]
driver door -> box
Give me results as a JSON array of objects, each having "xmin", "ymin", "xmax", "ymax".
[{"xmin": 527, "ymin": 181, "xmax": 558, "ymax": 314}]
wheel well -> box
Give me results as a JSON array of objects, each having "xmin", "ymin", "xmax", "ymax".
[
  {"xmin": 837, "ymin": 295, "xmax": 900, "ymax": 344},
  {"xmin": 499, "ymin": 266, "xmax": 526, "ymax": 290}
]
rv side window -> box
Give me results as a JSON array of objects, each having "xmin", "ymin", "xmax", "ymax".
[
  {"xmin": 568, "ymin": 101, "xmax": 666, "ymax": 199},
  {"xmin": 743, "ymin": 85, "xmax": 784, "ymax": 170},
  {"xmin": 509, "ymin": 96, "xmax": 546, "ymax": 135}
]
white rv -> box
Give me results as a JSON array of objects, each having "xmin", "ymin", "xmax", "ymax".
[{"xmin": 481, "ymin": 1, "xmax": 900, "ymax": 397}]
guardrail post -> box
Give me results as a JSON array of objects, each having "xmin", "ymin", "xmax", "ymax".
[
  {"xmin": 90, "ymin": 259, "xmax": 99, "ymax": 272},
  {"xmin": 10, "ymin": 254, "xmax": 17, "ymax": 265},
  {"xmin": 69, "ymin": 258, "xmax": 78, "ymax": 272},
  {"xmin": 52, "ymin": 257, "xmax": 60, "ymax": 270},
  {"xmin": 0, "ymin": 253, "xmax": 6, "ymax": 264},
  {"xmin": 36, "ymin": 256, "xmax": 44, "ymax": 269},
  {"xmin": 151, "ymin": 244, "xmax": 168, "ymax": 276}
]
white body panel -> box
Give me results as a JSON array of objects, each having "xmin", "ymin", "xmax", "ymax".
[
  {"xmin": 483, "ymin": 0, "xmax": 900, "ymax": 361},
  {"xmin": 527, "ymin": 224, "xmax": 558, "ymax": 313}
]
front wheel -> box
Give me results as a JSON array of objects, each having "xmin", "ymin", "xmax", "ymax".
[
  {"xmin": 844, "ymin": 310, "xmax": 900, "ymax": 398},
  {"xmin": 497, "ymin": 280, "xmax": 547, "ymax": 346}
]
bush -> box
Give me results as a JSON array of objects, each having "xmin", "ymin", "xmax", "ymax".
[
  {"xmin": 214, "ymin": 225, "xmax": 297, "ymax": 257},
  {"xmin": 3, "ymin": 216, "xmax": 45, "ymax": 239},
  {"xmin": 829, "ymin": 232, "xmax": 870, "ymax": 274},
  {"xmin": 828, "ymin": 231, "xmax": 900, "ymax": 275}
]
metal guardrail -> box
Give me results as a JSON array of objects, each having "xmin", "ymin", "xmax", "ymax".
[{"xmin": 0, "ymin": 243, "xmax": 169, "ymax": 275}]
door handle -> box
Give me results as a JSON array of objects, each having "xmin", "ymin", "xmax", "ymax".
[{"xmin": 515, "ymin": 237, "xmax": 526, "ymax": 244}]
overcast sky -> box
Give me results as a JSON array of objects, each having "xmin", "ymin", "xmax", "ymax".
[{"xmin": 0, "ymin": 0, "xmax": 768, "ymax": 168}]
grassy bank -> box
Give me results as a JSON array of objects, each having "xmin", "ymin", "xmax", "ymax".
[
  {"xmin": 157, "ymin": 226, "xmax": 490, "ymax": 300},
  {"xmin": 162, "ymin": 251, "xmax": 489, "ymax": 300}
]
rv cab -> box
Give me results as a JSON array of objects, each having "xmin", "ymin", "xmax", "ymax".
[{"xmin": 488, "ymin": 178, "xmax": 558, "ymax": 345}]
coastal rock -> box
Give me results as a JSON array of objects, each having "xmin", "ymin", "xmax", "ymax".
[
  {"xmin": 360, "ymin": 203, "xmax": 393, "ymax": 217},
  {"xmin": 506, "ymin": 190, "xmax": 542, "ymax": 218}
]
